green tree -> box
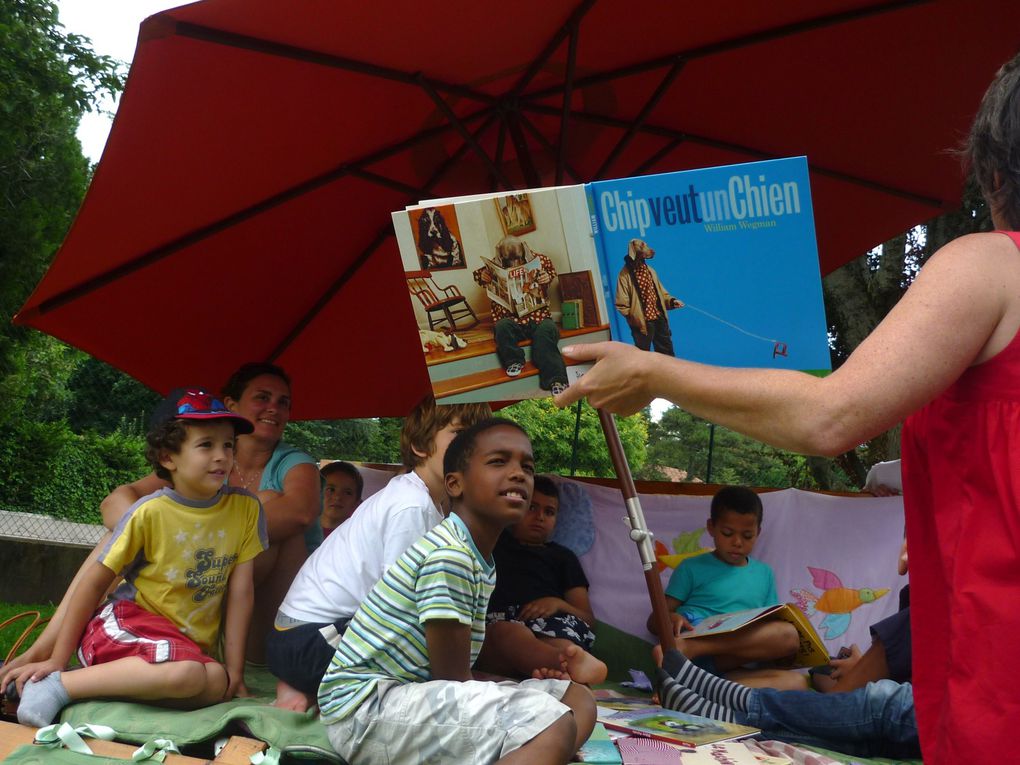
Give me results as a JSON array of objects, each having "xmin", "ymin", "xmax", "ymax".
[
  {"xmin": 639, "ymin": 405, "xmax": 847, "ymax": 489},
  {"xmin": 501, "ymin": 398, "xmax": 647, "ymax": 478}
]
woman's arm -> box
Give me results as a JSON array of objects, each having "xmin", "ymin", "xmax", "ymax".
[
  {"xmin": 259, "ymin": 462, "xmax": 319, "ymax": 543},
  {"xmin": 424, "ymin": 619, "xmax": 473, "ymax": 681},
  {"xmin": 100, "ymin": 473, "xmax": 168, "ymax": 529},
  {"xmin": 557, "ymin": 233, "xmax": 1019, "ymax": 455},
  {"xmin": 222, "ymin": 559, "xmax": 255, "ymax": 698}
]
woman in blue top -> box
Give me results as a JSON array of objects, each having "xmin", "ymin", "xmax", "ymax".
[{"xmin": 9, "ymin": 362, "xmax": 320, "ymax": 667}]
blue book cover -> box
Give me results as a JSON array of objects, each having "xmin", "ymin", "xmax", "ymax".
[{"xmin": 585, "ymin": 157, "xmax": 830, "ymax": 373}]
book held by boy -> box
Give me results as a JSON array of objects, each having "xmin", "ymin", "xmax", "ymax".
[{"xmin": 682, "ymin": 603, "xmax": 828, "ymax": 667}]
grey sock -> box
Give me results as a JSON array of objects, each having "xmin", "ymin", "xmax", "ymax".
[
  {"xmin": 17, "ymin": 671, "xmax": 70, "ymax": 728},
  {"xmin": 656, "ymin": 668, "xmax": 735, "ymax": 722},
  {"xmin": 661, "ymin": 649, "xmax": 752, "ymax": 712}
]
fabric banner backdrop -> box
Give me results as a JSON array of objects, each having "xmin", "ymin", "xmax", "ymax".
[{"xmin": 359, "ymin": 468, "xmax": 906, "ymax": 654}]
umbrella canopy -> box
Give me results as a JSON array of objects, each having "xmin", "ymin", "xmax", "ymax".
[{"xmin": 15, "ymin": 0, "xmax": 1019, "ymax": 418}]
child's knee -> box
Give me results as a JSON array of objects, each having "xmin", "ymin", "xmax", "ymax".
[
  {"xmin": 772, "ymin": 621, "xmax": 800, "ymax": 655},
  {"xmin": 163, "ymin": 661, "xmax": 212, "ymax": 697}
]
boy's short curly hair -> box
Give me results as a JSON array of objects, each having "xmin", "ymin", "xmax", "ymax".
[
  {"xmin": 533, "ymin": 474, "xmax": 559, "ymax": 501},
  {"xmin": 399, "ymin": 395, "xmax": 492, "ymax": 470},
  {"xmin": 710, "ymin": 485, "xmax": 763, "ymax": 526},
  {"xmin": 442, "ymin": 418, "xmax": 529, "ymax": 477},
  {"xmin": 146, "ymin": 419, "xmax": 192, "ymax": 482}
]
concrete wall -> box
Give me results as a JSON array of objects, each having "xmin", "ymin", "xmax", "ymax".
[{"xmin": 0, "ymin": 539, "xmax": 91, "ymax": 604}]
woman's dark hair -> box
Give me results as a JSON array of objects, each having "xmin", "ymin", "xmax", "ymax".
[
  {"xmin": 966, "ymin": 53, "xmax": 1020, "ymax": 229},
  {"xmin": 221, "ymin": 362, "xmax": 291, "ymax": 402}
]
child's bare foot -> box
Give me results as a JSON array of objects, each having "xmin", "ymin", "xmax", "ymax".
[
  {"xmin": 562, "ymin": 645, "xmax": 608, "ymax": 685},
  {"xmin": 532, "ymin": 666, "xmax": 572, "ymax": 681},
  {"xmin": 272, "ymin": 680, "xmax": 314, "ymax": 712}
]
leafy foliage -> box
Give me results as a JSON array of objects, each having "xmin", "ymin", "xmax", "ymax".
[
  {"xmin": 501, "ymin": 398, "xmax": 647, "ymax": 477},
  {"xmin": 284, "ymin": 417, "xmax": 403, "ymax": 465}
]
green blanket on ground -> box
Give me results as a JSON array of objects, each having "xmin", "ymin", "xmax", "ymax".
[{"xmin": 55, "ymin": 664, "xmax": 922, "ymax": 764}]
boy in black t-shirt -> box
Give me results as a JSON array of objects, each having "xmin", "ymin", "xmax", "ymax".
[{"xmin": 477, "ymin": 475, "xmax": 608, "ymax": 684}]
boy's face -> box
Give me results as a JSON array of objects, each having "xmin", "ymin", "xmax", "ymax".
[
  {"xmin": 160, "ymin": 421, "xmax": 236, "ymax": 501},
  {"xmin": 510, "ymin": 489, "xmax": 557, "ymax": 545},
  {"xmin": 447, "ymin": 425, "xmax": 535, "ymax": 529},
  {"xmin": 416, "ymin": 417, "xmax": 464, "ymax": 489},
  {"xmin": 707, "ymin": 509, "xmax": 760, "ymax": 567},
  {"xmin": 323, "ymin": 471, "xmax": 359, "ymax": 524}
]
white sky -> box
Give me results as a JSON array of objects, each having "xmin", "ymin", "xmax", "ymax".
[
  {"xmin": 55, "ymin": 0, "xmax": 675, "ymax": 422},
  {"xmin": 57, "ymin": 0, "xmax": 185, "ymax": 162}
]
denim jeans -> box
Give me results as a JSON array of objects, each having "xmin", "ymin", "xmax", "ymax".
[{"xmin": 737, "ymin": 680, "xmax": 921, "ymax": 759}]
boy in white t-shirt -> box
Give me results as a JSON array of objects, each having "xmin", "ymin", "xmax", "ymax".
[{"xmin": 266, "ymin": 396, "xmax": 491, "ymax": 711}]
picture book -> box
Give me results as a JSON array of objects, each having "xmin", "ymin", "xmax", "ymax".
[
  {"xmin": 576, "ymin": 723, "xmax": 624, "ymax": 763},
  {"xmin": 390, "ymin": 157, "xmax": 829, "ymax": 404},
  {"xmin": 676, "ymin": 742, "xmax": 783, "ymax": 764},
  {"xmin": 615, "ymin": 735, "xmax": 689, "ymax": 764},
  {"xmin": 683, "ymin": 603, "xmax": 828, "ymax": 667},
  {"xmin": 480, "ymin": 254, "xmax": 549, "ymax": 319},
  {"xmin": 597, "ymin": 705, "xmax": 760, "ymax": 749},
  {"xmin": 593, "ymin": 691, "xmax": 661, "ymax": 714},
  {"xmin": 585, "ymin": 157, "xmax": 829, "ymax": 373}
]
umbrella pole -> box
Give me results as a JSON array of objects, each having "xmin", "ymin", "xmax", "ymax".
[{"xmin": 596, "ymin": 408, "xmax": 675, "ymax": 656}]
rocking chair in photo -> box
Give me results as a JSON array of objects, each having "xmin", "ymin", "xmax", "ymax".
[{"xmin": 406, "ymin": 270, "xmax": 479, "ymax": 331}]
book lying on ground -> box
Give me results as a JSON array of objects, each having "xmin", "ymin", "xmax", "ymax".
[
  {"xmin": 682, "ymin": 603, "xmax": 828, "ymax": 667},
  {"xmin": 576, "ymin": 722, "xmax": 625, "ymax": 763},
  {"xmin": 677, "ymin": 742, "xmax": 787, "ymax": 764},
  {"xmin": 592, "ymin": 689, "xmax": 661, "ymax": 713},
  {"xmin": 597, "ymin": 705, "xmax": 760, "ymax": 749},
  {"xmin": 391, "ymin": 156, "xmax": 829, "ymax": 404}
]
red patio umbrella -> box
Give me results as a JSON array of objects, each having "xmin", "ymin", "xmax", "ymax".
[{"xmin": 14, "ymin": 0, "xmax": 1018, "ymax": 419}]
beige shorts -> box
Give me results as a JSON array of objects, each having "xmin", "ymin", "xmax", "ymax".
[{"xmin": 324, "ymin": 677, "xmax": 571, "ymax": 764}]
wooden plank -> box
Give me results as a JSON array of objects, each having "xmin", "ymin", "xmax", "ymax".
[
  {"xmin": 214, "ymin": 735, "xmax": 266, "ymax": 764},
  {"xmin": 0, "ymin": 720, "xmax": 266, "ymax": 764}
]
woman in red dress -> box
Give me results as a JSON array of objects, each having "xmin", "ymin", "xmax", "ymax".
[{"xmin": 555, "ymin": 54, "xmax": 1020, "ymax": 765}]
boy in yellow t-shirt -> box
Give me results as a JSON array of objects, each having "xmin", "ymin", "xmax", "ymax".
[{"xmin": 5, "ymin": 389, "xmax": 267, "ymax": 727}]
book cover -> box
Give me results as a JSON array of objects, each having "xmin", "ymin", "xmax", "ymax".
[
  {"xmin": 597, "ymin": 706, "xmax": 760, "ymax": 749},
  {"xmin": 391, "ymin": 185, "xmax": 610, "ymax": 404},
  {"xmin": 615, "ymin": 736, "xmax": 688, "ymax": 764},
  {"xmin": 682, "ymin": 603, "xmax": 828, "ymax": 668},
  {"xmin": 576, "ymin": 723, "xmax": 624, "ymax": 763},
  {"xmin": 676, "ymin": 742, "xmax": 776, "ymax": 764},
  {"xmin": 586, "ymin": 157, "xmax": 830, "ymax": 373}
]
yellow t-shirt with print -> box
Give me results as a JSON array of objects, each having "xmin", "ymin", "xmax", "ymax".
[{"xmin": 101, "ymin": 486, "xmax": 267, "ymax": 655}]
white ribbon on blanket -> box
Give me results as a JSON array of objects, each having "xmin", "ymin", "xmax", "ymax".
[
  {"xmin": 33, "ymin": 722, "xmax": 116, "ymax": 755},
  {"xmin": 131, "ymin": 737, "xmax": 181, "ymax": 763}
]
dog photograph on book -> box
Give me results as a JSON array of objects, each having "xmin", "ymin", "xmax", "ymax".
[{"xmin": 392, "ymin": 185, "xmax": 610, "ymax": 405}]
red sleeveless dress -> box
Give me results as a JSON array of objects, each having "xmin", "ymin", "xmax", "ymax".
[{"xmin": 901, "ymin": 231, "xmax": 1020, "ymax": 764}]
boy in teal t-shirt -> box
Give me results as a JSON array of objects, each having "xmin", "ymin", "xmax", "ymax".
[{"xmin": 648, "ymin": 486, "xmax": 802, "ymax": 689}]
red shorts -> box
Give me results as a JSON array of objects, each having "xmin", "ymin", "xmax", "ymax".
[{"xmin": 78, "ymin": 600, "xmax": 216, "ymax": 666}]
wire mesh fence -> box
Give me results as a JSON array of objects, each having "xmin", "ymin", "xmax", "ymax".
[{"xmin": 0, "ymin": 509, "xmax": 105, "ymax": 548}]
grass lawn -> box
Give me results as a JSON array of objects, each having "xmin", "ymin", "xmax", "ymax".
[{"xmin": 0, "ymin": 602, "xmax": 56, "ymax": 662}]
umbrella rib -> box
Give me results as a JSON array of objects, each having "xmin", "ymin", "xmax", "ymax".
[
  {"xmin": 421, "ymin": 112, "xmax": 502, "ymax": 195},
  {"xmin": 26, "ymin": 110, "xmax": 489, "ymax": 317},
  {"xmin": 524, "ymin": 0, "xmax": 932, "ymax": 99},
  {"xmin": 416, "ymin": 74, "xmax": 512, "ymax": 190},
  {"xmin": 593, "ymin": 58, "xmax": 686, "ymax": 181},
  {"xmin": 523, "ymin": 102, "xmax": 945, "ymax": 208},
  {"xmin": 629, "ymin": 137, "xmax": 686, "ymax": 178},
  {"xmin": 503, "ymin": 110, "xmax": 543, "ymax": 189},
  {"xmin": 265, "ymin": 227, "xmax": 394, "ymax": 364},
  {"xmin": 516, "ymin": 112, "xmax": 584, "ymax": 184},
  {"xmin": 510, "ymin": 0, "xmax": 598, "ymax": 98},
  {"xmin": 169, "ymin": 20, "xmax": 498, "ymax": 106},
  {"xmin": 556, "ymin": 17, "xmax": 581, "ymax": 186}
]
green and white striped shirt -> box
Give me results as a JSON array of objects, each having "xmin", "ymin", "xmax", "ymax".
[{"xmin": 317, "ymin": 513, "xmax": 496, "ymax": 723}]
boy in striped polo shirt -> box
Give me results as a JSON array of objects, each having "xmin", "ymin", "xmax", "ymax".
[{"xmin": 318, "ymin": 419, "xmax": 596, "ymax": 764}]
